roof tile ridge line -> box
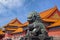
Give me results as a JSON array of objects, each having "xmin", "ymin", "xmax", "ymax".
[
  {"xmin": 46, "ymin": 22, "xmax": 59, "ymax": 29},
  {"xmin": 47, "ymin": 8, "xmax": 57, "ymax": 18},
  {"xmin": 3, "ymin": 18, "xmax": 23, "ymax": 27},
  {"xmin": 15, "ymin": 18, "xmax": 23, "ymax": 24},
  {"xmin": 10, "ymin": 18, "xmax": 18, "ymax": 24},
  {"xmin": 45, "ymin": 6, "xmax": 57, "ymax": 18},
  {"xmin": 47, "ymin": 25, "xmax": 60, "ymax": 29},
  {"xmin": 9, "ymin": 18, "xmax": 22, "ymax": 24},
  {"xmin": 8, "ymin": 18, "xmax": 17, "ymax": 24},
  {"xmin": 2, "ymin": 18, "xmax": 17, "ymax": 27},
  {"xmin": 56, "ymin": 8, "xmax": 60, "ymax": 16},
  {"xmin": 40, "ymin": 6, "xmax": 56, "ymax": 14}
]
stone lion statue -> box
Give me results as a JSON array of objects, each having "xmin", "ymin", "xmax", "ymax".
[{"xmin": 20, "ymin": 11, "xmax": 53, "ymax": 40}]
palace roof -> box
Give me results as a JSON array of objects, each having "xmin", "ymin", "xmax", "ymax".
[
  {"xmin": 5, "ymin": 28, "xmax": 17, "ymax": 31},
  {"xmin": 0, "ymin": 30, "xmax": 4, "ymax": 35},
  {"xmin": 12, "ymin": 28, "xmax": 23, "ymax": 33},
  {"xmin": 2, "ymin": 6, "xmax": 60, "ymax": 34},
  {"xmin": 40, "ymin": 6, "xmax": 60, "ymax": 28},
  {"xmin": 4, "ymin": 18, "xmax": 23, "ymax": 27},
  {"xmin": 40, "ymin": 6, "xmax": 58, "ymax": 19}
]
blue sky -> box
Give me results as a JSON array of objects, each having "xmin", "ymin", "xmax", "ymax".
[{"xmin": 0, "ymin": 0, "xmax": 60, "ymax": 27}]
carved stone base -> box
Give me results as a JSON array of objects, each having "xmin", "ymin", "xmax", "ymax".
[{"xmin": 20, "ymin": 36, "xmax": 53, "ymax": 40}]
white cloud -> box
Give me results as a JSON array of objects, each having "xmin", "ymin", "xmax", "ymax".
[
  {"xmin": 0, "ymin": 0, "xmax": 26, "ymax": 26},
  {"xmin": 0, "ymin": 0, "xmax": 25, "ymax": 15},
  {"xmin": 0, "ymin": 0, "xmax": 25, "ymax": 8}
]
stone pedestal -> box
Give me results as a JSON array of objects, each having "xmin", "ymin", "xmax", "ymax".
[{"xmin": 20, "ymin": 36, "xmax": 53, "ymax": 40}]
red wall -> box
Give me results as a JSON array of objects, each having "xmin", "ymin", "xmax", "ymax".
[{"xmin": 48, "ymin": 29, "xmax": 60, "ymax": 37}]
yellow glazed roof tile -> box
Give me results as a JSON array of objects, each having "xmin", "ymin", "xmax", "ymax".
[
  {"xmin": 42, "ymin": 18, "xmax": 58, "ymax": 22},
  {"xmin": 9, "ymin": 18, "xmax": 22, "ymax": 24},
  {"xmin": 40, "ymin": 6, "xmax": 57, "ymax": 19},
  {"xmin": 12, "ymin": 28, "xmax": 23, "ymax": 33},
  {"xmin": 4, "ymin": 18, "xmax": 23, "ymax": 28},
  {"xmin": 0, "ymin": 30, "xmax": 4, "ymax": 35},
  {"xmin": 47, "ymin": 20, "xmax": 60, "ymax": 28},
  {"xmin": 6, "ymin": 28, "xmax": 17, "ymax": 31}
]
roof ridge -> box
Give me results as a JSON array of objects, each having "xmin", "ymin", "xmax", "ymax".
[
  {"xmin": 40, "ymin": 6, "xmax": 58, "ymax": 18},
  {"xmin": 9, "ymin": 18, "xmax": 22, "ymax": 24},
  {"xmin": 47, "ymin": 6, "xmax": 59, "ymax": 18}
]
